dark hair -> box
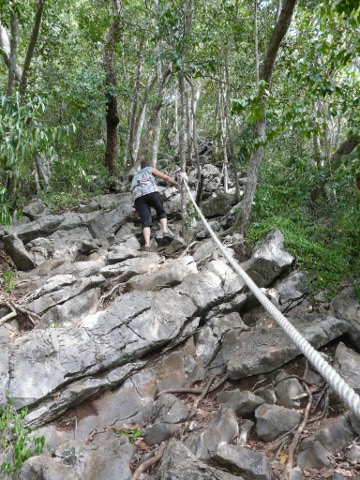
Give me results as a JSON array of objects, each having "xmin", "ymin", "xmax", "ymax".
[{"xmin": 141, "ymin": 160, "xmax": 150, "ymax": 169}]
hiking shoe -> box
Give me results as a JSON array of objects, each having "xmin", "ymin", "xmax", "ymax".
[{"xmin": 140, "ymin": 245, "xmax": 151, "ymax": 252}]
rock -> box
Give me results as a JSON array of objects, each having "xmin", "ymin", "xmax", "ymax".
[
  {"xmin": 255, "ymin": 404, "xmax": 301, "ymax": 442},
  {"xmin": 346, "ymin": 444, "xmax": 360, "ymax": 465},
  {"xmin": 215, "ymin": 389, "xmax": 265, "ymax": 417},
  {"xmin": 151, "ymin": 393, "xmax": 190, "ymax": 424},
  {"xmin": 22, "ymin": 198, "xmax": 48, "ymax": 220},
  {"xmin": 296, "ymin": 438, "xmax": 333, "ymax": 468},
  {"xmin": 158, "ymin": 439, "xmax": 241, "ymax": 480},
  {"xmin": 19, "ymin": 432, "xmax": 135, "ymax": 480},
  {"xmin": 241, "ymin": 230, "xmax": 294, "ymax": 287},
  {"xmin": 223, "ymin": 314, "xmax": 349, "ymax": 379},
  {"xmin": 3, "ymin": 233, "xmax": 35, "ymax": 271},
  {"xmin": 297, "ymin": 415, "xmax": 356, "ymax": 469},
  {"xmin": 5, "ymin": 214, "xmax": 65, "ymax": 243},
  {"xmin": 274, "ymin": 371, "xmax": 305, "ymax": 408},
  {"xmin": 201, "ymin": 192, "xmax": 233, "ymax": 218},
  {"xmin": 185, "ymin": 406, "xmax": 239, "ymax": 459},
  {"xmin": 315, "ymin": 415, "xmax": 356, "ymax": 453},
  {"xmin": 129, "ymin": 255, "xmax": 198, "ymax": 290},
  {"xmin": 88, "ymin": 197, "xmax": 133, "ymax": 238},
  {"xmin": 210, "ymin": 442, "xmax": 272, "ymax": 480},
  {"xmin": 331, "ymin": 342, "xmax": 360, "ymax": 403},
  {"xmin": 331, "ymin": 286, "xmax": 360, "ymax": 349}
]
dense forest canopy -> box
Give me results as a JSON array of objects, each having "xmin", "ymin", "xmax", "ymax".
[{"xmin": 0, "ymin": 0, "xmax": 359, "ymax": 295}]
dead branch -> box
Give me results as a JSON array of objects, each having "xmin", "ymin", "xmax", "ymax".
[
  {"xmin": 191, "ymin": 375, "xmax": 215, "ymax": 413},
  {"xmin": 130, "ymin": 441, "xmax": 166, "ymax": 480},
  {"xmin": 0, "ymin": 302, "xmax": 17, "ymax": 325},
  {"xmin": 281, "ymin": 384, "xmax": 312, "ymax": 479},
  {"xmin": 209, "ymin": 374, "xmax": 229, "ymax": 393},
  {"xmin": 0, "ymin": 301, "xmax": 42, "ymax": 326}
]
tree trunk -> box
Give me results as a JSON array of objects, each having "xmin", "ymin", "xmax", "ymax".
[
  {"xmin": 137, "ymin": 66, "xmax": 171, "ymax": 164},
  {"xmin": 103, "ymin": 0, "xmax": 122, "ymax": 175},
  {"xmin": 19, "ymin": 0, "xmax": 46, "ymax": 96},
  {"xmin": 126, "ymin": 42, "xmax": 144, "ymax": 167},
  {"xmin": 7, "ymin": 12, "xmax": 19, "ymax": 97},
  {"xmin": 0, "ymin": 22, "xmax": 22, "ymax": 82},
  {"xmin": 238, "ymin": 0, "xmax": 297, "ymax": 234},
  {"xmin": 254, "ymin": 0, "xmax": 260, "ymax": 88}
]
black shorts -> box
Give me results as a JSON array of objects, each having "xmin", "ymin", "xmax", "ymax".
[{"xmin": 134, "ymin": 192, "xmax": 167, "ymax": 228}]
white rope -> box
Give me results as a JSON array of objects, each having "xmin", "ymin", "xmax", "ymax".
[{"xmin": 183, "ymin": 179, "xmax": 360, "ymax": 419}]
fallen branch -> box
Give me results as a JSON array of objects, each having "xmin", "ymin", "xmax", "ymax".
[
  {"xmin": 0, "ymin": 302, "xmax": 17, "ymax": 325},
  {"xmin": 192, "ymin": 375, "xmax": 215, "ymax": 413},
  {"xmin": 0, "ymin": 301, "xmax": 42, "ymax": 327},
  {"xmin": 130, "ymin": 441, "xmax": 166, "ymax": 480}
]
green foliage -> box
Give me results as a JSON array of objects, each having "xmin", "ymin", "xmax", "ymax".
[
  {"xmin": 247, "ymin": 158, "xmax": 360, "ymax": 299},
  {"xmin": 0, "ymin": 93, "xmax": 75, "ymax": 223},
  {"xmin": 41, "ymin": 151, "xmax": 113, "ymax": 211},
  {"xmin": 0, "ymin": 394, "xmax": 45, "ymax": 477},
  {"xmin": 1, "ymin": 270, "xmax": 17, "ymax": 294},
  {"xmin": 115, "ymin": 427, "xmax": 143, "ymax": 444}
]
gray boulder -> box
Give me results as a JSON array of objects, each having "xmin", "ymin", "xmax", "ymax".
[
  {"xmin": 211, "ymin": 443, "xmax": 272, "ymax": 480},
  {"xmin": 185, "ymin": 406, "xmax": 238, "ymax": 459},
  {"xmin": 255, "ymin": 404, "xmax": 301, "ymax": 442},
  {"xmin": 19, "ymin": 433, "xmax": 135, "ymax": 480},
  {"xmin": 3, "ymin": 233, "xmax": 35, "ymax": 271},
  {"xmin": 158, "ymin": 439, "xmax": 242, "ymax": 480},
  {"xmin": 242, "ymin": 230, "xmax": 294, "ymax": 287},
  {"xmin": 331, "ymin": 286, "xmax": 360, "ymax": 349}
]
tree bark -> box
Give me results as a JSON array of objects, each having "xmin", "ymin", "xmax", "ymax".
[
  {"xmin": 103, "ymin": 0, "xmax": 123, "ymax": 175},
  {"xmin": 19, "ymin": 0, "xmax": 46, "ymax": 96},
  {"xmin": 0, "ymin": 22, "xmax": 22, "ymax": 82},
  {"xmin": 7, "ymin": 12, "xmax": 19, "ymax": 97},
  {"xmin": 238, "ymin": 0, "xmax": 297, "ymax": 234}
]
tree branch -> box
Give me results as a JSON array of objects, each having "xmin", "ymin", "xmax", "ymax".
[{"xmin": 19, "ymin": 0, "xmax": 46, "ymax": 96}]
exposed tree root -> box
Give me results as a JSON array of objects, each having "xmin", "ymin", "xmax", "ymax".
[
  {"xmin": 281, "ymin": 384, "xmax": 312, "ymax": 480},
  {"xmin": 130, "ymin": 441, "xmax": 166, "ymax": 480},
  {"xmin": 0, "ymin": 301, "xmax": 41, "ymax": 327}
]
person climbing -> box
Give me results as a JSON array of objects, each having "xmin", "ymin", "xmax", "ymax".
[{"xmin": 131, "ymin": 160, "xmax": 178, "ymax": 251}]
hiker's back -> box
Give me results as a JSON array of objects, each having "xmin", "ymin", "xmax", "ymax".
[{"xmin": 131, "ymin": 166, "xmax": 158, "ymax": 204}]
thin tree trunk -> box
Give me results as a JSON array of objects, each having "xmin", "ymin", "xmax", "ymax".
[
  {"xmin": 133, "ymin": 105, "xmax": 146, "ymax": 165},
  {"xmin": 224, "ymin": 58, "xmax": 241, "ymax": 202},
  {"xmin": 19, "ymin": 0, "xmax": 46, "ymax": 96},
  {"xmin": 7, "ymin": 12, "xmax": 19, "ymax": 97},
  {"xmin": 219, "ymin": 83, "xmax": 229, "ymax": 193},
  {"xmin": 238, "ymin": 0, "xmax": 297, "ymax": 234},
  {"xmin": 138, "ymin": 66, "xmax": 171, "ymax": 163},
  {"xmin": 179, "ymin": 72, "xmax": 188, "ymax": 236},
  {"xmin": 131, "ymin": 72, "xmax": 156, "ymax": 165},
  {"xmin": 187, "ymin": 76, "xmax": 202, "ymax": 201},
  {"xmin": 254, "ymin": 0, "xmax": 260, "ymax": 88},
  {"xmin": 0, "ymin": 22, "xmax": 22, "ymax": 81},
  {"xmin": 103, "ymin": 0, "xmax": 122, "ymax": 175},
  {"xmin": 126, "ymin": 42, "xmax": 144, "ymax": 167}
]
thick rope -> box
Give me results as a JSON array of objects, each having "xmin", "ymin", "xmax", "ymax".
[{"xmin": 183, "ymin": 179, "xmax": 360, "ymax": 419}]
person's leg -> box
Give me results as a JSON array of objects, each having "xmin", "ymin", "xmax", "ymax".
[
  {"xmin": 142, "ymin": 226, "xmax": 151, "ymax": 247},
  {"xmin": 150, "ymin": 192, "xmax": 171, "ymax": 235},
  {"xmin": 159, "ymin": 217, "xmax": 169, "ymax": 234},
  {"xmin": 135, "ymin": 195, "xmax": 153, "ymax": 248}
]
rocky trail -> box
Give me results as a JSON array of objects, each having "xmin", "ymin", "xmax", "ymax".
[{"xmin": 1, "ymin": 164, "xmax": 360, "ymax": 480}]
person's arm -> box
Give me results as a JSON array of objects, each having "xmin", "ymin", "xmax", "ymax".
[{"xmin": 150, "ymin": 167, "xmax": 178, "ymax": 188}]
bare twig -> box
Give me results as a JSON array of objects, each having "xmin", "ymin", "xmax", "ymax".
[
  {"xmin": 0, "ymin": 302, "xmax": 17, "ymax": 325},
  {"xmin": 281, "ymin": 384, "xmax": 312, "ymax": 479},
  {"xmin": 0, "ymin": 301, "xmax": 41, "ymax": 326},
  {"xmin": 130, "ymin": 441, "xmax": 166, "ymax": 480}
]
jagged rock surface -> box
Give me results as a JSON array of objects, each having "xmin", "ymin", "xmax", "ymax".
[{"xmin": 1, "ymin": 170, "xmax": 359, "ymax": 479}]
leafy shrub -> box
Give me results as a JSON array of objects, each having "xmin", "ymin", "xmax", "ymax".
[{"xmin": 0, "ymin": 394, "xmax": 45, "ymax": 477}]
